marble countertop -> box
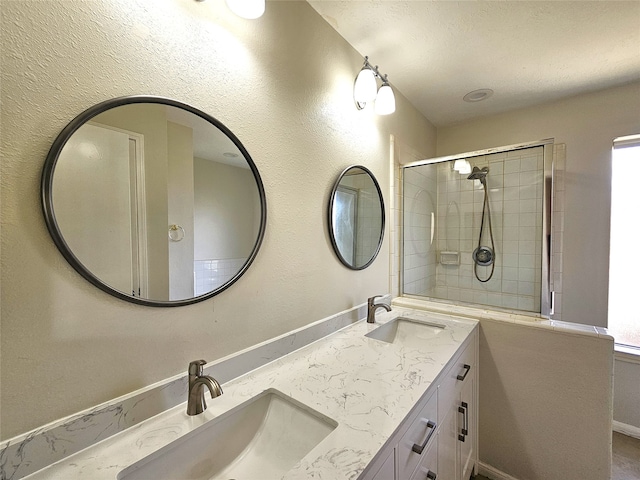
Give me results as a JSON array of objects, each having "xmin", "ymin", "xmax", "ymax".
[{"xmin": 25, "ymin": 307, "xmax": 478, "ymax": 480}]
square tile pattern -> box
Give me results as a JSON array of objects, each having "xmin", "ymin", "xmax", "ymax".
[{"xmin": 402, "ymin": 147, "xmax": 544, "ymax": 313}]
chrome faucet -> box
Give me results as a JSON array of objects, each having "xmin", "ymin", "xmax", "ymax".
[
  {"xmin": 187, "ymin": 360, "xmax": 223, "ymax": 416},
  {"xmin": 367, "ymin": 295, "xmax": 392, "ymax": 323}
]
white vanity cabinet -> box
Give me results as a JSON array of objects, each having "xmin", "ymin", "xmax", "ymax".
[
  {"xmin": 437, "ymin": 337, "xmax": 476, "ymax": 480},
  {"xmin": 363, "ymin": 328, "xmax": 478, "ymax": 480}
]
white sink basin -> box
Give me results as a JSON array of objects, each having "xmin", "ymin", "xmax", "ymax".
[
  {"xmin": 118, "ymin": 389, "xmax": 337, "ymax": 480},
  {"xmin": 366, "ymin": 317, "xmax": 446, "ymax": 346}
]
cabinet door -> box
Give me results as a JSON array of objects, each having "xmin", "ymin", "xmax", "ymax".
[
  {"xmin": 458, "ymin": 376, "xmax": 474, "ymax": 480},
  {"xmin": 397, "ymin": 391, "xmax": 437, "ymax": 480},
  {"xmin": 410, "ymin": 434, "xmax": 438, "ymax": 480},
  {"xmin": 437, "ymin": 405, "xmax": 457, "ymax": 480},
  {"xmin": 371, "ymin": 448, "xmax": 396, "ymax": 480}
]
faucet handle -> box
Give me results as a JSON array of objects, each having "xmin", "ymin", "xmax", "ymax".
[
  {"xmin": 188, "ymin": 359, "xmax": 207, "ymax": 376},
  {"xmin": 368, "ymin": 295, "xmax": 384, "ymax": 304}
]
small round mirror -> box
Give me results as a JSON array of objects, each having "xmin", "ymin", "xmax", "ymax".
[
  {"xmin": 41, "ymin": 96, "xmax": 267, "ymax": 306},
  {"xmin": 328, "ymin": 165, "xmax": 385, "ymax": 270}
]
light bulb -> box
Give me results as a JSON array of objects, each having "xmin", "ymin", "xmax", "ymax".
[
  {"xmin": 353, "ymin": 68, "xmax": 378, "ymax": 104},
  {"xmin": 225, "ymin": 0, "xmax": 265, "ymax": 19},
  {"xmin": 374, "ymin": 83, "xmax": 395, "ymax": 115},
  {"xmin": 453, "ymin": 159, "xmax": 472, "ymax": 175}
]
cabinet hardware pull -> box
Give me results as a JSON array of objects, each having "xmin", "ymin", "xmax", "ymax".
[
  {"xmin": 461, "ymin": 401, "xmax": 469, "ymax": 435},
  {"xmin": 426, "ymin": 470, "xmax": 437, "ymax": 479},
  {"xmin": 456, "ymin": 364, "xmax": 471, "ymax": 381},
  {"xmin": 412, "ymin": 419, "xmax": 437, "ymax": 454},
  {"xmin": 458, "ymin": 404, "xmax": 466, "ymax": 442},
  {"xmin": 458, "ymin": 401, "xmax": 469, "ymax": 442}
]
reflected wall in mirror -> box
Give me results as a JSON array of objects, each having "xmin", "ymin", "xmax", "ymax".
[
  {"xmin": 42, "ymin": 96, "xmax": 267, "ymax": 306},
  {"xmin": 328, "ymin": 165, "xmax": 385, "ymax": 270}
]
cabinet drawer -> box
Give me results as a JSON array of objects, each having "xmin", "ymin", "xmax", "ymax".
[
  {"xmin": 437, "ymin": 340, "xmax": 475, "ymax": 421},
  {"xmin": 369, "ymin": 448, "xmax": 395, "ymax": 480},
  {"xmin": 397, "ymin": 389, "xmax": 438, "ymax": 480},
  {"xmin": 410, "ymin": 436, "xmax": 438, "ymax": 480}
]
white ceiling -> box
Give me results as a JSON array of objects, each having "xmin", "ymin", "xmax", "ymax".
[{"xmin": 306, "ymin": 1, "xmax": 640, "ymax": 126}]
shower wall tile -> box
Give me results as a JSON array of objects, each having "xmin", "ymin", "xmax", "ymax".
[
  {"xmin": 443, "ymin": 147, "xmax": 542, "ymax": 312},
  {"xmin": 400, "ymin": 145, "xmax": 548, "ymax": 315},
  {"xmin": 503, "ymin": 240, "xmax": 518, "ymax": 254},
  {"xmin": 402, "ymin": 159, "xmax": 438, "ymax": 297},
  {"xmin": 194, "ymin": 258, "xmax": 247, "ymax": 296},
  {"xmin": 490, "ymin": 162, "xmax": 504, "ymax": 175},
  {"xmin": 521, "ymin": 156, "xmax": 539, "ymax": 171},
  {"xmin": 504, "ymin": 214, "xmax": 519, "ymax": 228},
  {"xmin": 505, "ymin": 159, "xmax": 521, "ymax": 173},
  {"xmin": 505, "ymin": 172, "xmax": 520, "ymax": 187},
  {"xmin": 503, "ymin": 280, "xmax": 518, "ymax": 294}
]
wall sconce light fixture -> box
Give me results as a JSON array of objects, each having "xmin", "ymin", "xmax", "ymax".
[
  {"xmin": 225, "ymin": 0, "xmax": 265, "ymax": 19},
  {"xmin": 353, "ymin": 56, "xmax": 396, "ymax": 115},
  {"xmin": 196, "ymin": 0, "xmax": 265, "ymax": 19}
]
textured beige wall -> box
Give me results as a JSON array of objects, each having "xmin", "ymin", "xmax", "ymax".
[
  {"xmin": 479, "ymin": 320, "xmax": 613, "ymax": 479},
  {"xmin": 0, "ymin": 0, "xmax": 436, "ymax": 439},
  {"xmin": 193, "ymin": 159, "xmax": 258, "ymax": 260},
  {"xmin": 613, "ymin": 357, "xmax": 640, "ymax": 430},
  {"xmin": 167, "ymin": 121, "xmax": 195, "ymax": 300},
  {"xmin": 437, "ymin": 82, "xmax": 640, "ymax": 328}
]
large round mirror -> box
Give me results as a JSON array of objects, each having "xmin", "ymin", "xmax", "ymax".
[
  {"xmin": 42, "ymin": 96, "xmax": 267, "ymax": 306},
  {"xmin": 328, "ymin": 165, "xmax": 385, "ymax": 270}
]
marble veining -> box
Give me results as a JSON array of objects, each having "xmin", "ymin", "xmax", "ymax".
[
  {"xmin": 11, "ymin": 306, "xmax": 477, "ymax": 480},
  {"xmin": 0, "ymin": 303, "xmax": 368, "ymax": 480}
]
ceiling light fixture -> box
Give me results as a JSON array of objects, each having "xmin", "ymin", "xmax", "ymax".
[
  {"xmin": 353, "ymin": 56, "xmax": 396, "ymax": 115},
  {"xmin": 463, "ymin": 89, "xmax": 494, "ymax": 103},
  {"xmin": 225, "ymin": 0, "xmax": 265, "ymax": 19},
  {"xmin": 195, "ymin": 0, "xmax": 265, "ymax": 19}
]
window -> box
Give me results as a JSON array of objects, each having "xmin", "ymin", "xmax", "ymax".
[{"xmin": 608, "ymin": 135, "xmax": 640, "ymax": 349}]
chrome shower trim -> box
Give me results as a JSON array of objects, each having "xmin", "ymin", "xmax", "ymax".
[
  {"xmin": 540, "ymin": 143, "xmax": 554, "ymax": 317},
  {"xmin": 402, "ymin": 138, "xmax": 554, "ymax": 169}
]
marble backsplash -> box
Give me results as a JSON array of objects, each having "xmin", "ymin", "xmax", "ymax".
[{"xmin": 0, "ymin": 300, "xmax": 375, "ymax": 480}]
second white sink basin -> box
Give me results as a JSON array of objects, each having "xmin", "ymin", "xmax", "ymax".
[
  {"xmin": 366, "ymin": 317, "xmax": 446, "ymax": 346},
  {"xmin": 118, "ymin": 389, "xmax": 337, "ymax": 480}
]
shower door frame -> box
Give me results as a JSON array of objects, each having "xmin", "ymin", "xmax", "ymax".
[{"xmin": 400, "ymin": 138, "xmax": 555, "ymax": 318}]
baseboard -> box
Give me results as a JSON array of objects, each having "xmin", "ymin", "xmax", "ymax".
[
  {"xmin": 613, "ymin": 420, "xmax": 640, "ymax": 439},
  {"xmin": 478, "ymin": 462, "xmax": 520, "ymax": 480}
]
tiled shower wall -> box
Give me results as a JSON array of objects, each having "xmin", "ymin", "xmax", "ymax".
[
  {"xmin": 403, "ymin": 166, "xmax": 438, "ymax": 295},
  {"xmin": 403, "ymin": 146, "xmax": 545, "ymax": 313},
  {"xmin": 194, "ymin": 257, "xmax": 247, "ymax": 296}
]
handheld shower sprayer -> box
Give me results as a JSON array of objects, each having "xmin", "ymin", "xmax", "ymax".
[{"xmin": 468, "ymin": 166, "xmax": 495, "ymax": 282}]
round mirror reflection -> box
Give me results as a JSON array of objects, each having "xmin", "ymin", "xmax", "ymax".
[
  {"xmin": 328, "ymin": 165, "xmax": 385, "ymax": 270},
  {"xmin": 42, "ymin": 96, "xmax": 267, "ymax": 306}
]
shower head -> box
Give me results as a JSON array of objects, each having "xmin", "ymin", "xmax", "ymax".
[{"xmin": 467, "ymin": 166, "xmax": 489, "ymax": 183}]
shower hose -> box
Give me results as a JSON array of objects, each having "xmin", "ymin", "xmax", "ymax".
[{"xmin": 474, "ymin": 182, "xmax": 495, "ymax": 283}]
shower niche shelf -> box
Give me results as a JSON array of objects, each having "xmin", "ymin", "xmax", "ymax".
[{"xmin": 439, "ymin": 251, "xmax": 460, "ymax": 265}]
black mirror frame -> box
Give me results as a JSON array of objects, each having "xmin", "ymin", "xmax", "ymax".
[
  {"xmin": 41, "ymin": 95, "xmax": 267, "ymax": 307},
  {"xmin": 328, "ymin": 165, "xmax": 385, "ymax": 270}
]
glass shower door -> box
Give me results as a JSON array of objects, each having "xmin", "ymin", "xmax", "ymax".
[{"xmin": 402, "ymin": 145, "xmax": 548, "ymax": 314}]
